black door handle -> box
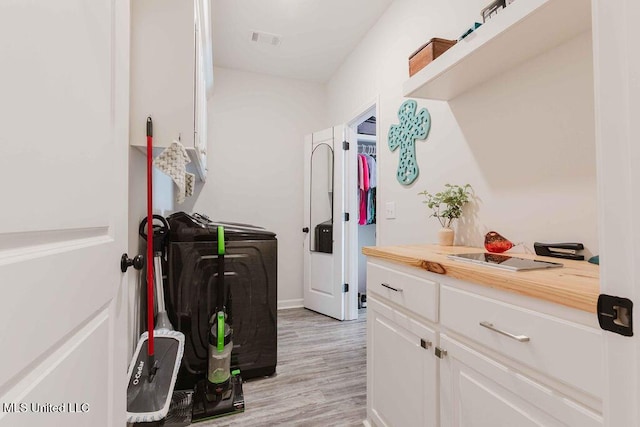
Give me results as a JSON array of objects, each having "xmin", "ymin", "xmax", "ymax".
[
  {"xmin": 302, "ymin": 227, "xmax": 309, "ymax": 233},
  {"xmin": 121, "ymin": 253, "xmax": 145, "ymax": 273}
]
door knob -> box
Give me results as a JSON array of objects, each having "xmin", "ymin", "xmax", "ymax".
[
  {"xmin": 121, "ymin": 253, "xmax": 145, "ymax": 273},
  {"xmin": 302, "ymin": 227, "xmax": 309, "ymax": 233}
]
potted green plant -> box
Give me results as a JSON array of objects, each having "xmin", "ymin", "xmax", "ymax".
[{"xmin": 418, "ymin": 183, "xmax": 472, "ymax": 246}]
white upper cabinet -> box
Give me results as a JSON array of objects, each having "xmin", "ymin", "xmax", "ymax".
[{"xmin": 130, "ymin": 0, "xmax": 212, "ymax": 181}]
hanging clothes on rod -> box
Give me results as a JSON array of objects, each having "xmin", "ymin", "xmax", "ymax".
[
  {"xmin": 366, "ymin": 153, "xmax": 376, "ymax": 224},
  {"xmin": 358, "ymin": 152, "xmax": 377, "ymax": 225}
]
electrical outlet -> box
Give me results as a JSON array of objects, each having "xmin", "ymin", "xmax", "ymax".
[{"xmin": 385, "ymin": 202, "xmax": 396, "ymax": 219}]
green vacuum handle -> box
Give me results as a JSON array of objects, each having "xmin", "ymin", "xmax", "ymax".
[
  {"xmin": 214, "ymin": 226, "xmax": 226, "ymax": 327},
  {"xmin": 218, "ymin": 226, "xmax": 225, "ymax": 255}
]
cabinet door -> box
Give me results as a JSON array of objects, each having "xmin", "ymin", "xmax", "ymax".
[
  {"xmin": 368, "ymin": 296, "xmax": 437, "ymax": 427},
  {"xmin": 192, "ymin": 1, "xmax": 208, "ymax": 179},
  {"xmin": 439, "ymin": 334, "xmax": 603, "ymax": 427}
]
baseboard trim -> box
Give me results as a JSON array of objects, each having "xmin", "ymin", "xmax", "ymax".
[{"xmin": 278, "ymin": 299, "xmax": 304, "ymax": 310}]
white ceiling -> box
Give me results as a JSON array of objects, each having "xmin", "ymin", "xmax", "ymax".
[{"xmin": 212, "ymin": 0, "xmax": 395, "ymax": 83}]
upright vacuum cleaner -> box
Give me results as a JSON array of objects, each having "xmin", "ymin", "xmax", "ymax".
[{"xmin": 191, "ymin": 226, "xmax": 245, "ymax": 422}]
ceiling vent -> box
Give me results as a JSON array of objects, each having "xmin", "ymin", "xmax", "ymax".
[{"xmin": 249, "ymin": 30, "xmax": 282, "ymax": 47}]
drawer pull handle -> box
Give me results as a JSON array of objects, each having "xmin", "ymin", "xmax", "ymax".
[
  {"xmin": 381, "ymin": 283, "xmax": 403, "ymax": 292},
  {"xmin": 479, "ymin": 321, "xmax": 530, "ymax": 342}
]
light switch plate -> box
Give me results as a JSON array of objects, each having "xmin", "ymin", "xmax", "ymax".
[{"xmin": 385, "ymin": 201, "xmax": 396, "ymax": 219}]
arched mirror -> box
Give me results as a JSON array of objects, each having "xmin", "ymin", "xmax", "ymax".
[{"xmin": 310, "ymin": 143, "xmax": 334, "ymax": 253}]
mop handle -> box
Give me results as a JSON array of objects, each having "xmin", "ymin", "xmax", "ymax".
[{"xmin": 146, "ymin": 117, "xmax": 154, "ymax": 357}]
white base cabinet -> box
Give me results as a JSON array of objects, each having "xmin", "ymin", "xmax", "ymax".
[
  {"xmin": 365, "ymin": 259, "xmax": 604, "ymax": 427},
  {"xmin": 368, "ymin": 296, "xmax": 438, "ymax": 427}
]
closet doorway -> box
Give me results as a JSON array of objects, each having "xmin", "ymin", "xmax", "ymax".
[{"xmin": 345, "ymin": 103, "xmax": 378, "ymax": 320}]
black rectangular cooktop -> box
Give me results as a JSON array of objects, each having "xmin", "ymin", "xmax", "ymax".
[{"xmin": 448, "ymin": 253, "xmax": 563, "ymax": 271}]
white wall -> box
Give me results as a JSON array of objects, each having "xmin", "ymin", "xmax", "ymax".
[
  {"xmin": 327, "ymin": 0, "xmax": 599, "ymax": 256},
  {"xmin": 190, "ymin": 66, "xmax": 328, "ymax": 306}
]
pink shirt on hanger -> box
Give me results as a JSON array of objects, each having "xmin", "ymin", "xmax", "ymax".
[{"xmin": 361, "ymin": 154, "xmax": 370, "ymax": 191}]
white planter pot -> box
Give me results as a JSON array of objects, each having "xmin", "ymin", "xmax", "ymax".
[{"xmin": 438, "ymin": 228, "xmax": 455, "ymax": 246}]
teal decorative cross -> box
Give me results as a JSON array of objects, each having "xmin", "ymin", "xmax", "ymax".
[{"xmin": 388, "ymin": 100, "xmax": 431, "ymax": 185}]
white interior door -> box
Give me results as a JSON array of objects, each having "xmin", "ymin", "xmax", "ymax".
[
  {"xmin": 0, "ymin": 1, "xmax": 129, "ymax": 426},
  {"xmin": 592, "ymin": 2, "xmax": 640, "ymax": 426},
  {"xmin": 303, "ymin": 126, "xmax": 346, "ymax": 320}
]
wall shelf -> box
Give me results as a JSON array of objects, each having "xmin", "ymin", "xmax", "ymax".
[{"xmin": 403, "ymin": 0, "xmax": 591, "ymax": 101}]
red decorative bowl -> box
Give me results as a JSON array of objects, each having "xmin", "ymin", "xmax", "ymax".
[{"xmin": 484, "ymin": 231, "xmax": 514, "ymax": 253}]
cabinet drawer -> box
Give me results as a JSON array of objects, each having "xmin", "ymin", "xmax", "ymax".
[
  {"xmin": 441, "ymin": 285, "xmax": 603, "ymax": 399},
  {"xmin": 367, "ymin": 262, "xmax": 438, "ymax": 322}
]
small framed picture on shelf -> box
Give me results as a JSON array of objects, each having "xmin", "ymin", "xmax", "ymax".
[{"xmin": 481, "ymin": 0, "xmax": 506, "ymax": 22}]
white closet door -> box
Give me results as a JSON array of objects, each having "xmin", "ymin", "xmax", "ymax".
[{"xmin": 303, "ymin": 126, "xmax": 347, "ymax": 320}]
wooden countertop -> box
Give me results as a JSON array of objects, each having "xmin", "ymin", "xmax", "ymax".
[{"xmin": 362, "ymin": 245, "xmax": 600, "ymax": 313}]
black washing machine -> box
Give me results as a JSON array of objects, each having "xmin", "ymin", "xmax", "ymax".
[{"xmin": 165, "ymin": 212, "xmax": 277, "ymax": 390}]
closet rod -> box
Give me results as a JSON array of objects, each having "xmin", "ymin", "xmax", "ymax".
[{"xmin": 358, "ymin": 144, "xmax": 376, "ymax": 155}]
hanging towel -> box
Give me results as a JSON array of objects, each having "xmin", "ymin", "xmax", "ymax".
[
  {"xmin": 153, "ymin": 140, "xmax": 195, "ymax": 204},
  {"xmin": 185, "ymin": 172, "xmax": 195, "ymax": 200}
]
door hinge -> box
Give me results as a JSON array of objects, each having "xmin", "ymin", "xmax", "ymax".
[
  {"xmin": 344, "ymin": 212, "xmax": 350, "ymax": 222},
  {"xmin": 434, "ymin": 347, "xmax": 447, "ymax": 359},
  {"xmin": 598, "ymin": 294, "xmax": 633, "ymax": 337},
  {"xmin": 342, "ymin": 141, "xmax": 349, "ymax": 150},
  {"xmin": 343, "ymin": 283, "xmax": 349, "ymax": 293},
  {"xmin": 420, "ymin": 339, "xmax": 432, "ymax": 350}
]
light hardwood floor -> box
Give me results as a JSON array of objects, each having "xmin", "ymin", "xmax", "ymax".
[{"xmin": 202, "ymin": 308, "xmax": 367, "ymax": 427}]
